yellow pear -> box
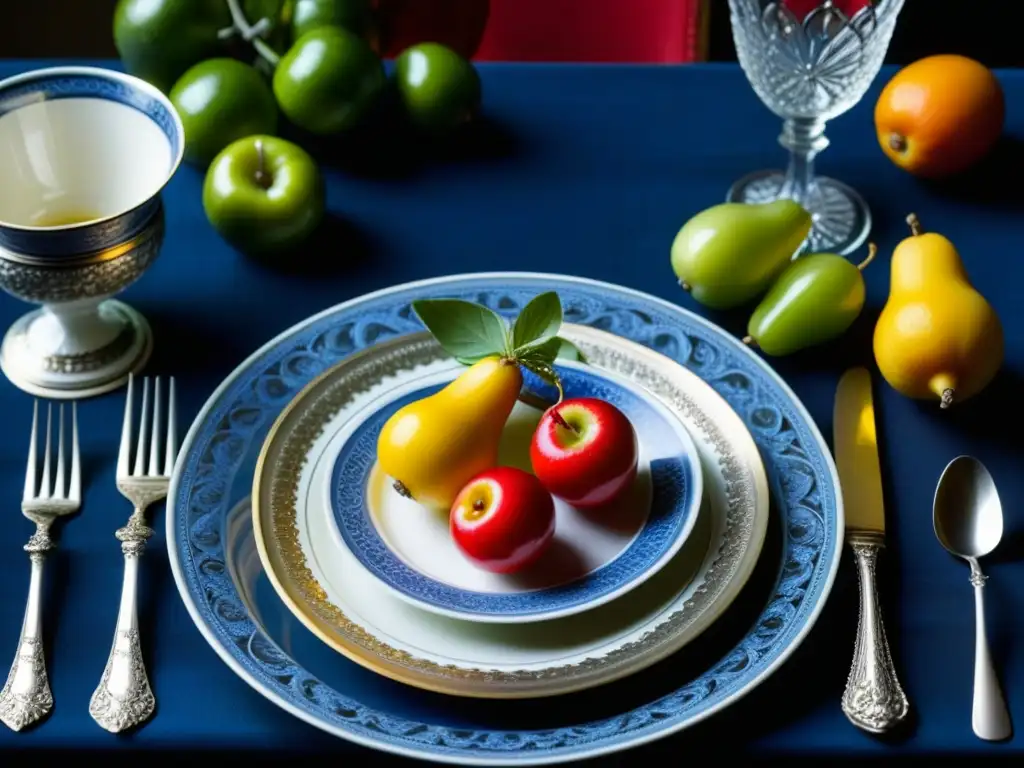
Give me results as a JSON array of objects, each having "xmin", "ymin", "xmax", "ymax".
[
  {"xmin": 873, "ymin": 213, "xmax": 1003, "ymax": 408},
  {"xmin": 376, "ymin": 355, "xmax": 523, "ymax": 508}
]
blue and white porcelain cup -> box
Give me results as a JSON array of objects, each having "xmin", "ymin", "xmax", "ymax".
[{"xmin": 0, "ymin": 66, "xmax": 184, "ymax": 398}]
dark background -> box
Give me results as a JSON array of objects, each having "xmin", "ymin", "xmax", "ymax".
[{"xmin": 6, "ymin": 0, "xmax": 1022, "ymax": 68}]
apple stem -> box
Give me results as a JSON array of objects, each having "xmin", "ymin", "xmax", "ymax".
[
  {"xmin": 549, "ymin": 407, "xmax": 578, "ymax": 434},
  {"xmin": 856, "ymin": 242, "xmax": 877, "ymax": 271},
  {"xmin": 222, "ymin": 0, "xmax": 281, "ymax": 68},
  {"xmin": 553, "ymin": 373, "xmax": 565, "ymax": 405},
  {"xmin": 393, "ymin": 479, "xmax": 412, "ymax": 498},
  {"xmin": 906, "ymin": 212, "xmax": 923, "ymax": 236},
  {"xmin": 254, "ymin": 139, "xmax": 272, "ymax": 189}
]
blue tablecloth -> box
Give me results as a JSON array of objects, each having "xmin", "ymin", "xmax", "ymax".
[{"xmin": 1, "ymin": 58, "xmax": 1023, "ymax": 762}]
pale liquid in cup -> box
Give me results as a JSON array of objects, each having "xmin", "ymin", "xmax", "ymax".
[{"xmin": 29, "ymin": 210, "xmax": 103, "ymax": 227}]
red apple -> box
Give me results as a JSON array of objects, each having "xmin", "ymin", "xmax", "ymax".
[
  {"xmin": 450, "ymin": 466, "xmax": 556, "ymax": 574},
  {"xmin": 530, "ymin": 397, "xmax": 638, "ymax": 508}
]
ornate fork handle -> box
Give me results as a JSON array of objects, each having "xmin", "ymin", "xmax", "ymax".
[
  {"xmin": 841, "ymin": 535, "xmax": 909, "ymax": 733},
  {"xmin": 89, "ymin": 508, "xmax": 156, "ymax": 733},
  {"xmin": 0, "ymin": 524, "xmax": 55, "ymax": 731}
]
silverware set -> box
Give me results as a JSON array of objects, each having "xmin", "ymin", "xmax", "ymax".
[
  {"xmin": 833, "ymin": 368, "xmax": 1013, "ymax": 742},
  {"xmin": 0, "ymin": 374, "xmax": 177, "ymax": 733}
]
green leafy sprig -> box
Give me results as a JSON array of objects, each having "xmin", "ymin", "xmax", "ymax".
[{"xmin": 411, "ymin": 292, "xmax": 586, "ymax": 402}]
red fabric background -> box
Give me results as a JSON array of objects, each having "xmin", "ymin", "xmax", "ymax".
[{"xmin": 376, "ymin": 0, "xmax": 708, "ymax": 63}]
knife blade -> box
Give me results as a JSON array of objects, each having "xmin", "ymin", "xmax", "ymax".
[
  {"xmin": 833, "ymin": 366, "xmax": 885, "ymax": 534},
  {"xmin": 833, "ymin": 366, "xmax": 909, "ymax": 733}
]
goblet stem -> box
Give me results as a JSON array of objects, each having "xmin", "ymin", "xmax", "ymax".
[{"xmin": 778, "ymin": 117, "xmax": 829, "ymax": 207}]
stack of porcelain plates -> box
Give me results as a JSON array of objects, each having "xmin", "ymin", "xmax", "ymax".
[{"xmin": 168, "ymin": 274, "xmax": 843, "ymax": 765}]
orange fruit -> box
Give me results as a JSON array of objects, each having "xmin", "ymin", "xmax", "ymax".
[{"xmin": 874, "ymin": 54, "xmax": 1004, "ymax": 179}]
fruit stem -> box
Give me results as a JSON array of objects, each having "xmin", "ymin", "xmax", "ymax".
[
  {"xmin": 889, "ymin": 133, "xmax": 907, "ymax": 154},
  {"xmin": 393, "ymin": 479, "xmax": 412, "ymax": 498},
  {"xmin": 856, "ymin": 242, "xmax": 877, "ymax": 271},
  {"xmin": 517, "ymin": 390, "xmax": 556, "ymax": 411},
  {"xmin": 906, "ymin": 213, "xmax": 923, "ymax": 236},
  {"xmin": 940, "ymin": 388, "xmax": 955, "ymax": 409},
  {"xmin": 222, "ymin": 0, "xmax": 281, "ymax": 68},
  {"xmin": 742, "ymin": 335, "xmax": 757, "ymax": 348},
  {"xmin": 549, "ymin": 407, "xmax": 579, "ymax": 434},
  {"xmin": 679, "ymin": 279, "xmax": 692, "ymax": 292},
  {"xmin": 254, "ymin": 139, "xmax": 272, "ymax": 189}
]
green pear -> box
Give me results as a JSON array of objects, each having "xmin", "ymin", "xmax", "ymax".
[
  {"xmin": 744, "ymin": 244, "xmax": 876, "ymax": 356},
  {"xmin": 670, "ymin": 200, "xmax": 812, "ymax": 310}
]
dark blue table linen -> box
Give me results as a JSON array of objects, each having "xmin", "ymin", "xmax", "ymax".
[{"xmin": 1, "ymin": 59, "xmax": 1023, "ymax": 761}]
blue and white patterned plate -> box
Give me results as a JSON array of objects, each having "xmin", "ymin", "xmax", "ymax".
[
  {"xmin": 326, "ymin": 358, "xmax": 703, "ymax": 623},
  {"xmin": 168, "ymin": 273, "xmax": 843, "ymax": 765}
]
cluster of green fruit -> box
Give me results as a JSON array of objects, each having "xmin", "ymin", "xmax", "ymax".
[
  {"xmin": 670, "ymin": 200, "xmax": 875, "ymax": 356},
  {"xmin": 114, "ymin": 0, "xmax": 482, "ymax": 255}
]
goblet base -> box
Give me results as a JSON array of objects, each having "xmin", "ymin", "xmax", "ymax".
[
  {"xmin": 726, "ymin": 170, "xmax": 872, "ymax": 256},
  {"xmin": 0, "ymin": 300, "xmax": 152, "ymax": 399}
]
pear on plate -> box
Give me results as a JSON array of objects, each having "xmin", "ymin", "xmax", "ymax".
[
  {"xmin": 670, "ymin": 200, "xmax": 812, "ymax": 310},
  {"xmin": 377, "ymin": 355, "xmax": 523, "ymax": 509}
]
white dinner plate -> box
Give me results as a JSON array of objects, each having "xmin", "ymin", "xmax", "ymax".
[{"xmin": 252, "ymin": 323, "xmax": 769, "ymax": 698}]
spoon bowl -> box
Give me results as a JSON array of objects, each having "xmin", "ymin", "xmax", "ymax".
[
  {"xmin": 933, "ymin": 455, "xmax": 1004, "ymax": 560},
  {"xmin": 932, "ymin": 454, "xmax": 1011, "ymax": 742}
]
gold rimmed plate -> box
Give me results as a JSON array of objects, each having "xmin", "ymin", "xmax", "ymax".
[{"xmin": 251, "ymin": 324, "xmax": 770, "ymax": 699}]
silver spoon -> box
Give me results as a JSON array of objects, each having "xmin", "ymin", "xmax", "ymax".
[{"xmin": 933, "ymin": 455, "xmax": 1012, "ymax": 741}]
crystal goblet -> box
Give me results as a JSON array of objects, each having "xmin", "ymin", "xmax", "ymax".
[
  {"xmin": 0, "ymin": 66, "xmax": 183, "ymax": 398},
  {"xmin": 727, "ymin": 0, "xmax": 904, "ymax": 255}
]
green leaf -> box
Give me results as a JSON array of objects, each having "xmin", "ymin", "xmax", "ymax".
[
  {"xmin": 512, "ymin": 292, "xmax": 562, "ymax": 352},
  {"xmin": 522, "ymin": 336, "xmax": 587, "ymax": 366},
  {"xmin": 413, "ymin": 299, "xmax": 510, "ymax": 362},
  {"xmin": 456, "ymin": 355, "xmax": 492, "ymax": 366},
  {"xmin": 552, "ymin": 337, "xmax": 587, "ymax": 363}
]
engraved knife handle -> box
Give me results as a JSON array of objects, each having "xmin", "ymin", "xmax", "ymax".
[
  {"xmin": 89, "ymin": 510, "xmax": 155, "ymax": 733},
  {"xmin": 969, "ymin": 561, "xmax": 1012, "ymax": 740},
  {"xmin": 841, "ymin": 536, "xmax": 909, "ymax": 733},
  {"xmin": 0, "ymin": 541, "xmax": 54, "ymax": 731}
]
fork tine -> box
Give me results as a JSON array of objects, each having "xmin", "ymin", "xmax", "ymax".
[
  {"xmin": 70, "ymin": 401, "xmax": 81, "ymax": 503},
  {"xmin": 54, "ymin": 403, "xmax": 66, "ymax": 499},
  {"xmin": 117, "ymin": 374, "xmax": 134, "ymax": 477},
  {"xmin": 164, "ymin": 377, "xmax": 178, "ymax": 476},
  {"xmin": 148, "ymin": 377, "xmax": 162, "ymax": 476},
  {"xmin": 133, "ymin": 377, "xmax": 150, "ymax": 477},
  {"xmin": 40, "ymin": 404, "xmax": 52, "ymax": 500},
  {"xmin": 23, "ymin": 400, "xmax": 38, "ymax": 502}
]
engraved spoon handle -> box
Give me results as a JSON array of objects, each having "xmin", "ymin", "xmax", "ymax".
[
  {"xmin": 841, "ymin": 538, "xmax": 909, "ymax": 733},
  {"xmin": 89, "ymin": 509, "xmax": 155, "ymax": 733},
  {"xmin": 969, "ymin": 562, "xmax": 1012, "ymax": 740},
  {"xmin": 0, "ymin": 542, "xmax": 54, "ymax": 731}
]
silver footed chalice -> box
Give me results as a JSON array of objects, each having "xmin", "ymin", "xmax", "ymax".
[
  {"xmin": 0, "ymin": 66, "xmax": 184, "ymax": 398},
  {"xmin": 727, "ymin": 0, "xmax": 904, "ymax": 255}
]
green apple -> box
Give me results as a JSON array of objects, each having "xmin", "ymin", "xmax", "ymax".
[
  {"xmin": 273, "ymin": 26, "xmax": 386, "ymax": 134},
  {"xmin": 170, "ymin": 59, "xmax": 278, "ymax": 168},
  {"xmin": 113, "ymin": 0, "xmax": 231, "ymax": 93},
  {"xmin": 203, "ymin": 135, "xmax": 325, "ymax": 256},
  {"xmin": 291, "ymin": 0, "xmax": 374, "ymax": 42},
  {"xmin": 394, "ymin": 42, "xmax": 481, "ymax": 134}
]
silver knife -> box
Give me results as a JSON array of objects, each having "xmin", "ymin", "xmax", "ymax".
[{"xmin": 833, "ymin": 367, "xmax": 910, "ymax": 732}]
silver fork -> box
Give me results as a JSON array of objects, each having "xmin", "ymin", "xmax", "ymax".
[
  {"xmin": 89, "ymin": 374, "xmax": 177, "ymax": 733},
  {"xmin": 0, "ymin": 402, "xmax": 81, "ymax": 731}
]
